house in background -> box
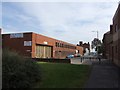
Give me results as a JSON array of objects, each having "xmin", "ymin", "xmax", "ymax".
[{"xmin": 77, "ymin": 41, "xmax": 90, "ymax": 55}]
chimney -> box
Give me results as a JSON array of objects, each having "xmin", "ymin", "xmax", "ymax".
[
  {"xmin": 88, "ymin": 42, "xmax": 90, "ymax": 45},
  {"xmin": 79, "ymin": 41, "xmax": 83, "ymax": 46}
]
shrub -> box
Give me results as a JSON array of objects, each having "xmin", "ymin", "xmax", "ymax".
[{"xmin": 2, "ymin": 49, "xmax": 41, "ymax": 88}]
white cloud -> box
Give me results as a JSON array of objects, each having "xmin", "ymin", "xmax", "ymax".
[
  {"xmin": 2, "ymin": 25, "xmax": 21, "ymax": 33},
  {"xmin": 2, "ymin": 1, "xmax": 119, "ymax": 45},
  {"xmin": 0, "ymin": 2, "xmax": 2, "ymax": 27},
  {"xmin": 2, "ymin": 0, "xmax": 120, "ymax": 2},
  {"xmin": 16, "ymin": 14, "xmax": 32, "ymax": 22}
]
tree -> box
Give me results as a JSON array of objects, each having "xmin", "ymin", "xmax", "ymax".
[
  {"xmin": 91, "ymin": 38, "xmax": 102, "ymax": 54},
  {"xmin": 91, "ymin": 38, "xmax": 101, "ymax": 49},
  {"xmin": 97, "ymin": 43, "xmax": 103, "ymax": 54}
]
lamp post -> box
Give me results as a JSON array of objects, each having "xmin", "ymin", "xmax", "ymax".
[
  {"xmin": 92, "ymin": 30, "xmax": 99, "ymax": 55},
  {"xmin": 92, "ymin": 30, "xmax": 98, "ymax": 39}
]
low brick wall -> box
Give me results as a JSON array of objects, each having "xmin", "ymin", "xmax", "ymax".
[{"xmin": 31, "ymin": 58, "xmax": 71, "ymax": 63}]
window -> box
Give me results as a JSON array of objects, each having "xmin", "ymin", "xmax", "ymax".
[
  {"xmin": 62, "ymin": 44, "xmax": 63, "ymax": 47},
  {"xmin": 63, "ymin": 44, "xmax": 64, "ymax": 47},
  {"xmin": 57, "ymin": 43, "xmax": 59, "ymax": 47},
  {"xmin": 60, "ymin": 43, "xmax": 62, "ymax": 47},
  {"xmin": 58, "ymin": 43, "xmax": 60, "ymax": 47},
  {"xmin": 24, "ymin": 41, "xmax": 32, "ymax": 46},
  {"xmin": 55, "ymin": 42, "xmax": 58, "ymax": 47}
]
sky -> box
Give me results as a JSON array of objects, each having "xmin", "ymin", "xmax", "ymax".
[{"xmin": 1, "ymin": 0, "xmax": 120, "ymax": 45}]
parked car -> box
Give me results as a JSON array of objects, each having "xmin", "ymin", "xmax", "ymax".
[
  {"xmin": 66, "ymin": 54, "xmax": 74, "ymax": 58},
  {"xmin": 74, "ymin": 54, "xmax": 82, "ymax": 57}
]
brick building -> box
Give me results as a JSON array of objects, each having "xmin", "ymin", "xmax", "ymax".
[
  {"xmin": 112, "ymin": 3, "xmax": 120, "ymax": 67},
  {"xmin": 103, "ymin": 3, "xmax": 120, "ymax": 67},
  {"xmin": 102, "ymin": 28, "xmax": 113, "ymax": 60},
  {"xmin": 2, "ymin": 32, "xmax": 83, "ymax": 59},
  {"xmin": 77, "ymin": 41, "xmax": 90, "ymax": 54},
  {"xmin": 0, "ymin": 28, "xmax": 1, "ymax": 51}
]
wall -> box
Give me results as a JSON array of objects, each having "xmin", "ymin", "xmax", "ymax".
[
  {"xmin": 2, "ymin": 32, "xmax": 32, "ymax": 57},
  {"xmin": 103, "ymin": 4, "xmax": 120, "ymax": 67},
  {"xmin": 32, "ymin": 32, "xmax": 83, "ymax": 58},
  {"xmin": 2, "ymin": 32, "xmax": 83, "ymax": 59},
  {"xmin": 0, "ymin": 28, "xmax": 2, "ymax": 90},
  {"xmin": 102, "ymin": 31, "xmax": 112, "ymax": 59},
  {"xmin": 112, "ymin": 3, "xmax": 120, "ymax": 67}
]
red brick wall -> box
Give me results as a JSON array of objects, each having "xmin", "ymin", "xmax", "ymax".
[
  {"xmin": 2, "ymin": 32, "xmax": 83, "ymax": 59},
  {"xmin": 2, "ymin": 33, "xmax": 32, "ymax": 57},
  {"xmin": 32, "ymin": 32, "xmax": 83, "ymax": 58},
  {"xmin": 112, "ymin": 4, "xmax": 120, "ymax": 67},
  {"xmin": 118, "ymin": 37, "xmax": 120, "ymax": 66},
  {"xmin": 76, "ymin": 46, "xmax": 83, "ymax": 55},
  {"xmin": 103, "ymin": 32, "xmax": 112, "ymax": 59}
]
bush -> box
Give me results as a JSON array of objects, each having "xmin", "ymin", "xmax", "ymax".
[{"xmin": 2, "ymin": 49, "xmax": 41, "ymax": 88}]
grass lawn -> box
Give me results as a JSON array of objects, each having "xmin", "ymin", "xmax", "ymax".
[{"xmin": 35, "ymin": 62, "xmax": 91, "ymax": 88}]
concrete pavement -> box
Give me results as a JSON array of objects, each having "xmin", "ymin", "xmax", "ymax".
[
  {"xmin": 84, "ymin": 59, "xmax": 120, "ymax": 88},
  {"xmin": 71, "ymin": 57, "xmax": 95, "ymax": 65},
  {"xmin": 71, "ymin": 57, "xmax": 119, "ymax": 88},
  {"xmin": 71, "ymin": 57, "xmax": 82, "ymax": 64}
]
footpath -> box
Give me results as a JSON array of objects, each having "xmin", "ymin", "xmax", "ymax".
[{"xmin": 84, "ymin": 59, "xmax": 120, "ymax": 88}]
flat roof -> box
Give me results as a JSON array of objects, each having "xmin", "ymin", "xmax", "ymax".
[{"xmin": 2, "ymin": 32, "xmax": 77, "ymax": 46}]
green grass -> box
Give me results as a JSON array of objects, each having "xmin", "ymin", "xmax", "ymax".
[{"xmin": 35, "ymin": 62, "xmax": 91, "ymax": 88}]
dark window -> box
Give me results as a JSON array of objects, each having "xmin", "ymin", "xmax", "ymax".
[
  {"xmin": 55, "ymin": 42, "xmax": 57, "ymax": 47},
  {"xmin": 62, "ymin": 44, "xmax": 63, "ymax": 47},
  {"xmin": 63, "ymin": 44, "xmax": 65, "ymax": 48}
]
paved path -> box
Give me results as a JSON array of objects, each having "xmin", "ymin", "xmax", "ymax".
[
  {"xmin": 71, "ymin": 58, "xmax": 82, "ymax": 64},
  {"xmin": 71, "ymin": 57, "xmax": 95, "ymax": 65},
  {"xmin": 71, "ymin": 58, "xmax": 119, "ymax": 88},
  {"xmin": 84, "ymin": 59, "xmax": 120, "ymax": 88}
]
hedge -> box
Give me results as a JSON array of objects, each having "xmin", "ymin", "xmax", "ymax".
[{"xmin": 2, "ymin": 49, "xmax": 41, "ymax": 88}]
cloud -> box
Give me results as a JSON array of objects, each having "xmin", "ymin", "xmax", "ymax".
[
  {"xmin": 0, "ymin": 2, "xmax": 2, "ymax": 27},
  {"xmin": 2, "ymin": 2, "xmax": 45, "ymax": 34},
  {"xmin": 2, "ymin": 2, "xmax": 119, "ymax": 45},
  {"xmin": 2, "ymin": 0, "xmax": 120, "ymax": 2},
  {"xmin": 2, "ymin": 25, "xmax": 21, "ymax": 33}
]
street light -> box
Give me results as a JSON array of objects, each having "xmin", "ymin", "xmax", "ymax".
[
  {"xmin": 92, "ymin": 30, "xmax": 99, "ymax": 55},
  {"xmin": 92, "ymin": 30, "xmax": 99, "ymax": 39}
]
